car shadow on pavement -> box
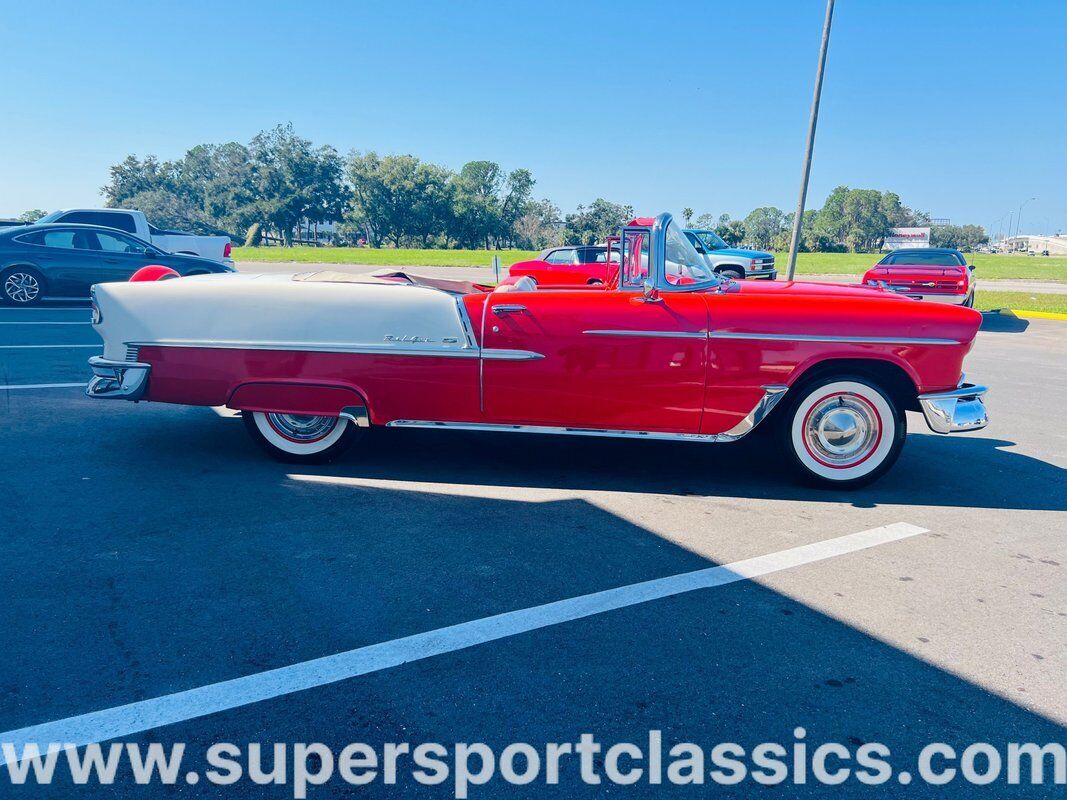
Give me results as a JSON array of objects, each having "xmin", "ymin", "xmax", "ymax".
[
  {"xmin": 294, "ymin": 426, "xmax": 1066, "ymax": 514},
  {"xmin": 981, "ymin": 311, "xmax": 1030, "ymax": 334}
]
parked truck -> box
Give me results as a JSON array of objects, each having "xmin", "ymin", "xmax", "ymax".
[{"xmin": 37, "ymin": 209, "xmax": 233, "ymax": 266}]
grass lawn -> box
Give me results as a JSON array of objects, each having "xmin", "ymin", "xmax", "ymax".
[
  {"xmin": 973, "ymin": 291, "xmax": 1067, "ymax": 315},
  {"xmin": 232, "ymin": 246, "xmax": 1067, "ymax": 282}
]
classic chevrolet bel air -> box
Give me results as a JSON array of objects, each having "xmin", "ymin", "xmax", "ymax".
[{"xmin": 87, "ymin": 213, "xmax": 988, "ymax": 487}]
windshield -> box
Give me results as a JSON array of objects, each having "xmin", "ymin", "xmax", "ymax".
[
  {"xmin": 37, "ymin": 210, "xmax": 63, "ymax": 224},
  {"xmin": 695, "ymin": 230, "xmax": 729, "ymax": 251},
  {"xmin": 664, "ymin": 221, "xmax": 718, "ymax": 287}
]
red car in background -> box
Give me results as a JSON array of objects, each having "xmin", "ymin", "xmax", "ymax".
[
  {"xmin": 863, "ymin": 248, "xmax": 975, "ymax": 307},
  {"xmin": 508, "ymin": 240, "xmax": 620, "ymax": 286}
]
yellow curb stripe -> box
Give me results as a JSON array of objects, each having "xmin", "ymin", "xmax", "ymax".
[{"xmin": 1008, "ymin": 309, "xmax": 1067, "ymax": 321}]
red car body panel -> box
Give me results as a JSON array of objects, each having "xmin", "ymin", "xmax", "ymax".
[
  {"xmin": 136, "ymin": 278, "xmax": 979, "ymax": 436},
  {"xmin": 508, "ymin": 258, "xmax": 619, "ymax": 287}
]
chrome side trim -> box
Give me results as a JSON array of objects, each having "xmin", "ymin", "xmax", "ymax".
[
  {"xmin": 386, "ymin": 385, "xmax": 788, "ymax": 443},
  {"xmin": 708, "ymin": 332, "xmax": 960, "ymax": 346},
  {"xmin": 918, "ymin": 383, "xmax": 989, "ymax": 434},
  {"xmin": 86, "ymin": 356, "xmax": 150, "ymax": 401},
  {"xmin": 454, "ymin": 297, "xmax": 478, "ymax": 349},
  {"xmin": 126, "ymin": 340, "xmax": 543, "ymax": 361},
  {"xmin": 586, "ymin": 330, "xmax": 958, "ymax": 346},
  {"xmin": 719, "ymin": 384, "xmax": 788, "ymax": 439},
  {"xmin": 583, "ymin": 329, "xmax": 708, "ymax": 340},
  {"xmin": 339, "ymin": 405, "xmax": 370, "ymax": 427},
  {"xmin": 385, "ymin": 419, "xmax": 726, "ymax": 442},
  {"xmin": 480, "ymin": 349, "xmax": 545, "ymax": 361}
]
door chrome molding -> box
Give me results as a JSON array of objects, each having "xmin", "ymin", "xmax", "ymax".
[
  {"xmin": 585, "ymin": 330, "xmax": 958, "ymax": 346},
  {"xmin": 583, "ymin": 329, "xmax": 708, "ymax": 340},
  {"xmin": 386, "ymin": 385, "xmax": 788, "ymax": 443},
  {"xmin": 707, "ymin": 332, "xmax": 959, "ymax": 346},
  {"xmin": 126, "ymin": 340, "xmax": 543, "ymax": 361}
]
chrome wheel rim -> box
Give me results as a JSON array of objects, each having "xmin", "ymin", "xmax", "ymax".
[
  {"xmin": 265, "ymin": 413, "xmax": 336, "ymax": 442},
  {"xmin": 4, "ymin": 272, "xmax": 40, "ymax": 303},
  {"xmin": 803, "ymin": 394, "xmax": 880, "ymax": 468}
]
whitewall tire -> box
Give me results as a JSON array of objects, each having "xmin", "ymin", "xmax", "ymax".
[
  {"xmin": 781, "ymin": 377, "xmax": 905, "ymax": 488},
  {"xmin": 244, "ymin": 411, "xmax": 361, "ymax": 464}
]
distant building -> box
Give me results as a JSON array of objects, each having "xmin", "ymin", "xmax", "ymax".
[{"xmin": 999, "ymin": 234, "xmax": 1067, "ymax": 255}]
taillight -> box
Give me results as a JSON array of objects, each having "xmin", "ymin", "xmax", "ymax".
[{"xmin": 224, "ymin": 241, "xmax": 232, "ymax": 258}]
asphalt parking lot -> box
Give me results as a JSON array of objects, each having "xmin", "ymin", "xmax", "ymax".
[{"xmin": 1, "ymin": 301, "xmax": 1065, "ymax": 797}]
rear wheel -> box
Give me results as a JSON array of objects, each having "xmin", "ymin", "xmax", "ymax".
[
  {"xmin": 2, "ymin": 267, "xmax": 45, "ymax": 305},
  {"xmin": 778, "ymin": 376, "xmax": 906, "ymax": 488},
  {"xmin": 243, "ymin": 411, "xmax": 362, "ymax": 464},
  {"xmin": 587, "ymin": 278, "xmax": 604, "ymax": 285}
]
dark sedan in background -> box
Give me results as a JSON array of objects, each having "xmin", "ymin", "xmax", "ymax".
[{"xmin": 0, "ymin": 223, "xmax": 234, "ymax": 304}]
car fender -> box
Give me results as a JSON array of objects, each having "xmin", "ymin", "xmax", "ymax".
[{"xmin": 228, "ymin": 381, "xmax": 372, "ymax": 423}]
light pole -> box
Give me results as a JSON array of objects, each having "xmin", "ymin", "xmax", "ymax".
[
  {"xmin": 1014, "ymin": 197, "xmax": 1035, "ymax": 241},
  {"xmin": 786, "ymin": 0, "xmax": 835, "ymax": 280}
]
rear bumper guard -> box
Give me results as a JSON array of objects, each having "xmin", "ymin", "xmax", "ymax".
[
  {"xmin": 918, "ymin": 382, "xmax": 988, "ymax": 434},
  {"xmin": 86, "ymin": 356, "xmax": 150, "ymax": 401}
]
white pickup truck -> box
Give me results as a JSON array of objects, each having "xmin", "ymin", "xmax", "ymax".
[{"xmin": 37, "ymin": 208, "xmax": 233, "ymax": 265}]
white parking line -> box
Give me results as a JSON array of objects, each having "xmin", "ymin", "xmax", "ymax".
[
  {"xmin": 0, "ymin": 522, "xmax": 926, "ymax": 761},
  {"xmin": 0, "ymin": 344, "xmax": 99, "ymax": 349},
  {"xmin": 0, "ymin": 321, "xmax": 90, "ymax": 325},
  {"xmin": 0, "ymin": 383, "xmax": 85, "ymax": 390}
]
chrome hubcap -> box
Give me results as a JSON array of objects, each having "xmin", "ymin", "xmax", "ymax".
[
  {"xmin": 266, "ymin": 413, "xmax": 336, "ymax": 442},
  {"xmin": 4, "ymin": 272, "xmax": 40, "ymax": 302},
  {"xmin": 804, "ymin": 394, "xmax": 879, "ymax": 467}
]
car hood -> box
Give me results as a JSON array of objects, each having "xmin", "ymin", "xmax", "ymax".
[
  {"xmin": 711, "ymin": 247, "xmax": 773, "ymax": 260},
  {"xmin": 731, "ymin": 278, "xmax": 904, "ymax": 300}
]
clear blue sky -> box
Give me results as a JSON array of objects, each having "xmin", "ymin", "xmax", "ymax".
[{"xmin": 1, "ymin": 0, "xmax": 1064, "ymax": 235}]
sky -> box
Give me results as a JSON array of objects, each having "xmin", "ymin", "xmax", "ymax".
[{"xmin": 1, "ymin": 0, "xmax": 1064, "ymax": 236}]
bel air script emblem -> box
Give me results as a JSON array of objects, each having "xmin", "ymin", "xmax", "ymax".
[{"xmin": 384, "ymin": 334, "xmax": 460, "ymax": 344}]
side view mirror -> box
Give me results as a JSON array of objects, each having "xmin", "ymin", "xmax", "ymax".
[{"xmin": 642, "ymin": 280, "xmax": 662, "ymax": 303}]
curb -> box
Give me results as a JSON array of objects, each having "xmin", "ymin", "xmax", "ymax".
[{"xmin": 994, "ymin": 308, "xmax": 1067, "ymax": 322}]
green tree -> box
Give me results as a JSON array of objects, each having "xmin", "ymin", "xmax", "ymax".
[
  {"xmin": 742, "ymin": 207, "xmax": 786, "ymax": 250},
  {"xmin": 931, "ymin": 224, "xmax": 988, "ymax": 251},
  {"xmin": 682, "ymin": 207, "xmax": 693, "ymax": 226},
  {"xmin": 513, "ymin": 198, "xmax": 561, "ymax": 249},
  {"xmin": 563, "ymin": 198, "xmax": 634, "ymax": 245},
  {"xmin": 18, "ymin": 209, "xmax": 46, "ymax": 223},
  {"xmin": 249, "ymin": 124, "xmax": 347, "ymax": 246}
]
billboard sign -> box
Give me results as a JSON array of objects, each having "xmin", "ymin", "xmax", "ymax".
[{"xmin": 883, "ymin": 227, "xmax": 931, "ymax": 250}]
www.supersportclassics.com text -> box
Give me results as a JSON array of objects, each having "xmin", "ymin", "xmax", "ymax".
[{"xmin": 4, "ymin": 730, "xmax": 1065, "ymax": 797}]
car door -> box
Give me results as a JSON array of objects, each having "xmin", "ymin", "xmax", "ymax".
[
  {"xmin": 89, "ymin": 230, "xmax": 158, "ymax": 282},
  {"xmin": 481, "ymin": 288, "xmax": 708, "ymax": 433},
  {"xmin": 21, "ymin": 228, "xmax": 104, "ymax": 297}
]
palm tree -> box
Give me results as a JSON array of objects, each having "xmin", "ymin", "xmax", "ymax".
[{"xmin": 682, "ymin": 207, "xmax": 693, "ymax": 226}]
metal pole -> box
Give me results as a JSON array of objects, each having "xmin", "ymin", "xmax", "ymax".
[{"xmin": 786, "ymin": 0, "xmax": 835, "ymax": 281}]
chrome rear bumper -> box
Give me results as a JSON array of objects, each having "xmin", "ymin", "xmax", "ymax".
[
  {"xmin": 918, "ymin": 383, "xmax": 988, "ymax": 433},
  {"xmin": 86, "ymin": 356, "xmax": 151, "ymax": 401}
]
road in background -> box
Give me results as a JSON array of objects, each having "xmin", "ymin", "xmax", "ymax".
[{"xmin": 235, "ymin": 261, "xmax": 1067, "ymax": 294}]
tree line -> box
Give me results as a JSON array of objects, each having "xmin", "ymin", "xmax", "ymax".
[{"xmin": 95, "ymin": 124, "xmax": 987, "ymax": 253}]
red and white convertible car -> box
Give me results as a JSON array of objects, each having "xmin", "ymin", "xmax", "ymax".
[{"xmin": 87, "ymin": 214, "xmax": 988, "ymax": 487}]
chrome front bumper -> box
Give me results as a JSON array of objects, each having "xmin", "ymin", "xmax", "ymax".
[
  {"xmin": 918, "ymin": 383, "xmax": 988, "ymax": 434},
  {"xmin": 86, "ymin": 356, "xmax": 151, "ymax": 401}
]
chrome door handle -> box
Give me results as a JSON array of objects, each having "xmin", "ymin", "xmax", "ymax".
[{"xmin": 492, "ymin": 304, "xmax": 528, "ymax": 315}]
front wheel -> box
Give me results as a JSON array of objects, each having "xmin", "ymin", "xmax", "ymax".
[
  {"xmin": 779, "ymin": 376, "xmax": 906, "ymax": 488},
  {"xmin": 244, "ymin": 411, "xmax": 362, "ymax": 464},
  {"xmin": 718, "ymin": 267, "xmax": 745, "ymax": 280}
]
